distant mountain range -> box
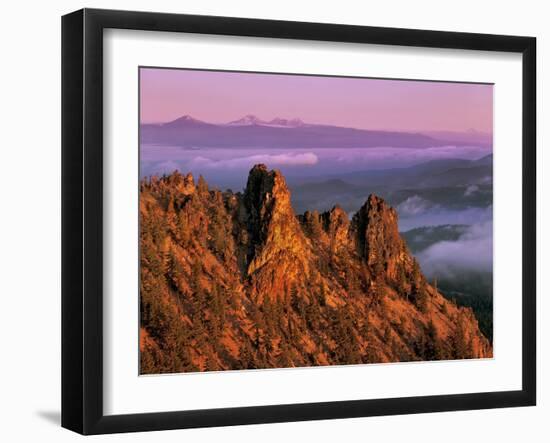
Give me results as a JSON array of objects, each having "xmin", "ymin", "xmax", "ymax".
[
  {"xmin": 227, "ymin": 114, "xmax": 305, "ymax": 128},
  {"xmin": 331, "ymin": 154, "xmax": 493, "ymax": 189},
  {"xmin": 422, "ymin": 130, "xmax": 493, "ymax": 146},
  {"xmin": 289, "ymin": 155, "xmax": 493, "ymax": 214},
  {"xmin": 141, "ymin": 115, "xmax": 493, "ymax": 149}
]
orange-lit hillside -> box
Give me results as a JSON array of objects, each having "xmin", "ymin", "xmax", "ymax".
[{"xmin": 139, "ymin": 165, "xmax": 492, "ymax": 374}]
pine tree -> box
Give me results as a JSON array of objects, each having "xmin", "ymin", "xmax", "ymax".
[
  {"xmin": 451, "ymin": 313, "xmax": 471, "ymax": 359},
  {"xmin": 197, "ymin": 175, "xmax": 209, "ymax": 195},
  {"xmin": 396, "ymin": 266, "xmax": 408, "ymax": 299},
  {"xmin": 411, "ymin": 259, "xmax": 428, "ymax": 312},
  {"xmin": 167, "ymin": 249, "xmax": 184, "ymax": 290},
  {"xmin": 424, "ymin": 320, "xmax": 442, "ymax": 360},
  {"xmin": 277, "ymin": 340, "xmax": 293, "ymax": 367},
  {"xmin": 140, "ymin": 346, "xmax": 157, "ymax": 374},
  {"xmin": 383, "ymin": 323, "xmax": 392, "ymax": 344},
  {"xmin": 416, "ymin": 288, "xmax": 429, "ymax": 313},
  {"xmin": 177, "ymin": 211, "xmax": 190, "ymax": 245},
  {"xmin": 165, "ymin": 197, "xmax": 177, "ymax": 231},
  {"xmin": 238, "ymin": 341, "xmax": 255, "ymax": 369},
  {"xmin": 205, "ymin": 349, "xmax": 219, "ymax": 371}
]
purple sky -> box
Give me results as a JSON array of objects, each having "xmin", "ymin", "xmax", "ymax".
[{"xmin": 140, "ymin": 68, "xmax": 493, "ymax": 133}]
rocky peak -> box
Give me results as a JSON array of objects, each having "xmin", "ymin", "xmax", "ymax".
[
  {"xmin": 142, "ymin": 170, "xmax": 196, "ymax": 196},
  {"xmin": 244, "ymin": 165, "xmax": 292, "ymax": 234},
  {"xmin": 165, "ymin": 115, "xmax": 209, "ymax": 127},
  {"xmin": 243, "ymin": 164, "xmax": 309, "ymax": 281},
  {"xmin": 352, "ymin": 194, "xmax": 411, "ymax": 280},
  {"xmin": 245, "ymin": 165, "xmax": 277, "ymax": 206},
  {"xmin": 320, "ymin": 205, "xmax": 350, "ymax": 254},
  {"xmin": 175, "ymin": 172, "xmax": 196, "ymax": 195}
]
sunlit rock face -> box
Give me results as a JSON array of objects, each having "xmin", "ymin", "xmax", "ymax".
[{"xmin": 139, "ymin": 165, "xmax": 492, "ymax": 374}]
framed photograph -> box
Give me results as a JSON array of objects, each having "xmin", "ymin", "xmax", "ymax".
[{"xmin": 62, "ymin": 8, "xmax": 536, "ymax": 435}]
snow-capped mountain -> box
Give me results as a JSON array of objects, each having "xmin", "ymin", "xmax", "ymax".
[
  {"xmin": 227, "ymin": 115, "xmax": 306, "ymax": 127},
  {"xmin": 227, "ymin": 114, "xmax": 266, "ymax": 126},
  {"xmin": 266, "ymin": 117, "xmax": 305, "ymax": 128}
]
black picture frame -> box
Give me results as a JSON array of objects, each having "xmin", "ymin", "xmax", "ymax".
[{"xmin": 62, "ymin": 8, "xmax": 536, "ymax": 435}]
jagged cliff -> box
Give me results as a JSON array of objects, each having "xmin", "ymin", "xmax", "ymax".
[{"xmin": 139, "ymin": 165, "xmax": 492, "ymax": 374}]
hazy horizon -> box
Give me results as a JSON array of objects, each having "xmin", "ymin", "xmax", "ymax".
[{"xmin": 141, "ymin": 113, "xmax": 493, "ymax": 138}]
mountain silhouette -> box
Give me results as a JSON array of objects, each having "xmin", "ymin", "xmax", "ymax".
[{"xmin": 141, "ymin": 115, "xmax": 489, "ymax": 149}]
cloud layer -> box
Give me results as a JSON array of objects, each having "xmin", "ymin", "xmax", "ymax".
[
  {"xmin": 397, "ymin": 195, "xmax": 435, "ymax": 217},
  {"xmin": 417, "ymin": 221, "xmax": 493, "ymax": 278},
  {"xmin": 188, "ymin": 152, "xmax": 319, "ymax": 169},
  {"xmin": 397, "ymin": 202, "xmax": 492, "ymax": 231}
]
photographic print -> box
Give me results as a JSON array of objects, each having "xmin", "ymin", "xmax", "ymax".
[{"xmin": 139, "ymin": 67, "xmax": 494, "ymax": 375}]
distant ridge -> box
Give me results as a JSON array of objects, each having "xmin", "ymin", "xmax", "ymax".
[
  {"xmin": 141, "ymin": 114, "xmax": 491, "ymax": 149},
  {"xmin": 227, "ymin": 114, "xmax": 265, "ymax": 126},
  {"xmin": 423, "ymin": 130, "xmax": 493, "ymax": 146},
  {"xmin": 162, "ymin": 115, "xmax": 215, "ymax": 128}
]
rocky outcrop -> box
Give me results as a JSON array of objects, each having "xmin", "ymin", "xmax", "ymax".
[
  {"xmin": 241, "ymin": 165, "xmax": 311, "ymax": 302},
  {"xmin": 139, "ymin": 165, "xmax": 492, "ymax": 374},
  {"xmin": 321, "ymin": 205, "xmax": 351, "ymax": 255},
  {"xmin": 243, "ymin": 165, "xmax": 308, "ymax": 270},
  {"xmin": 352, "ymin": 194, "xmax": 414, "ymax": 282}
]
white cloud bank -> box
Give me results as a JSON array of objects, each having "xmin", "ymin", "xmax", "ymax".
[
  {"xmin": 188, "ymin": 152, "xmax": 319, "ymax": 169},
  {"xmin": 397, "ymin": 195, "xmax": 436, "ymax": 217},
  {"xmin": 417, "ymin": 221, "xmax": 493, "ymax": 278}
]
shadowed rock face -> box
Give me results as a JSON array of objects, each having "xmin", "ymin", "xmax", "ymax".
[
  {"xmin": 352, "ymin": 195, "xmax": 413, "ymax": 282},
  {"xmin": 321, "ymin": 205, "xmax": 350, "ymax": 255},
  {"xmin": 242, "ymin": 164, "xmax": 311, "ymax": 301},
  {"xmin": 139, "ymin": 165, "xmax": 492, "ymax": 374}
]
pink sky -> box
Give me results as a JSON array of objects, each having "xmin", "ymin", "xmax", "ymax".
[{"xmin": 140, "ymin": 68, "xmax": 493, "ymax": 133}]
